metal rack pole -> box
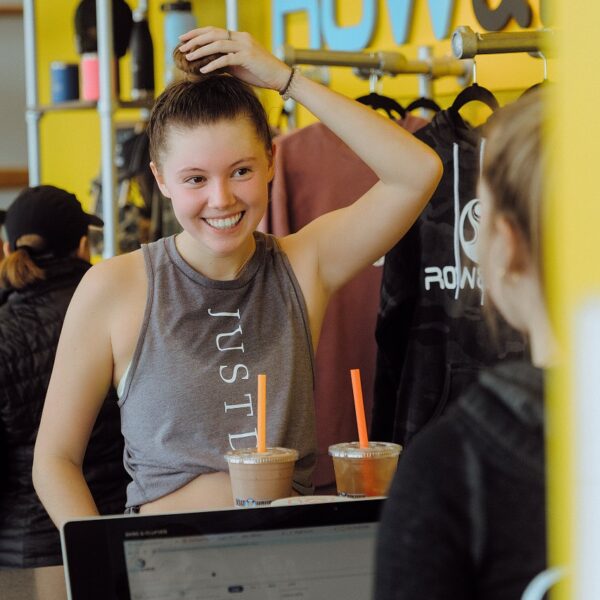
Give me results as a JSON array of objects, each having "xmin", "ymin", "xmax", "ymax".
[
  {"xmin": 417, "ymin": 46, "xmax": 434, "ymax": 100},
  {"xmin": 23, "ymin": 0, "xmax": 41, "ymax": 186},
  {"xmin": 279, "ymin": 45, "xmax": 408, "ymax": 75},
  {"xmin": 226, "ymin": 0, "xmax": 238, "ymax": 32},
  {"xmin": 451, "ymin": 25, "xmax": 554, "ymax": 59},
  {"xmin": 96, "ymin": 0, "xmax": 118, "ymax": 258},
  {"xmin": 278, "ymin": 45, "xmax": 471, "ymax": 81},
  {"xmin": 428, "ymin": 56, "xmax": 473, "ymax": 82}
]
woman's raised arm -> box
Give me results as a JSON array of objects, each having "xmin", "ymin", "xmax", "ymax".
[{"xmin": 179, "ymin": 27, "xmax": 443, "ymax": 294}]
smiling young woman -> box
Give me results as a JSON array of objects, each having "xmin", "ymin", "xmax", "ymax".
[{"xmin": 33, "ymin": 26, "xmax": 442, "ymax": 526}]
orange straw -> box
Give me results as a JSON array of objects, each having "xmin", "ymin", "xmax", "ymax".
[
  {"xmin": 351, "ymin": 368, "xmax": 376, "ymax": 496},
  {"xmin": 351, "ymin": 369, "xmax": 369, "ymax": 449},
  {"xmin": 257, "ymin": 373, "xmax": 267, "ymax": 453}
]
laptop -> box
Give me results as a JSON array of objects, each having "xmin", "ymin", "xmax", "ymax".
[{"xmin": 60, "ymin": 498, "xmax": 384, "ymax": 600}]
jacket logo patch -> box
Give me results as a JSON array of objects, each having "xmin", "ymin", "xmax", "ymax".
[{"xmin": 459, "ymin": 198, "xmax": 481, "ymax": 264}]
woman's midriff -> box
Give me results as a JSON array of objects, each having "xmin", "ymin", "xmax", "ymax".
[{"xmin": 139, "ymin": 471, "xmax": 234, "ymax": 514}]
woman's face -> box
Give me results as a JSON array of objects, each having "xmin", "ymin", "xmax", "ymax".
[{"xmin": 152, "ymin": 115, "xmax": 274, "ymax": 260}]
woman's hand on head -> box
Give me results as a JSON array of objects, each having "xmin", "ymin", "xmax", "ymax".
[{"xmin": 178, "ymin": 27, "xmax": 292, "ymax": 92}]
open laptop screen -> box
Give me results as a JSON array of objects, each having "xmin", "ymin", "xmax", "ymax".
[{"xmin": 62, "ymin": 498, "xmax": 383, "ymax": 600}]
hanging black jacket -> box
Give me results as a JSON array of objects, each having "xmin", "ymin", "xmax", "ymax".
[
  {"xmin": 372, "ymin": 109, "xmax": 525, "ymax": 446},
  {"xmin": 0, "ymin": 257, "xmax": 128, "ymax": 568},
  {"xmin": 375, "ymin": 361, "xmax": 547, "ymax": 599}
]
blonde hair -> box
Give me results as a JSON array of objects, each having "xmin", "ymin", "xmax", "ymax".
[
  {"xmin": 481, "ymin": 89, "xmax": 545, "ymax": 277},
  {"xmin": 0, "ymin": 234, "xmax": 47, "ymax": 289}
]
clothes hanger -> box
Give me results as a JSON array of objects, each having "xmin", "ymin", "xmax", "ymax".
[
  {"xmin": 356, "ymin": 92, "xmax": 407, "ymax": 120},
  {"xmin": 450, "ymin": 59, "xmax": 499, "ymax": 115},
  {"xmin": 406, "ymin": 97, "xmax": 441, "ymax": 114},
  {"xmin": 356, "ymin": 71, "xmax": 406, "ymax": 120},
  {"xmin": 451, "ymin": 84, "xmax": 499, "ymax": 113}
]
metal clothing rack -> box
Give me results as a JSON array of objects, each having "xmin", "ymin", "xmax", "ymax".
[
  {"xmin": 451, "ymin": 26, "xmax": 555, "ymax": 59},
  {"xmin": 278, "ymin": 44, "xmax": 472, "ymax": 98},
  {"xmin": 278, "ymin": 45, "xmax": 472, "ymax": 114}
]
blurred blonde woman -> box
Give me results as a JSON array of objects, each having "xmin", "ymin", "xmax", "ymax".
[{"xmin": 375, "ymin": 90, "xmax": 552, "ymax": 599}]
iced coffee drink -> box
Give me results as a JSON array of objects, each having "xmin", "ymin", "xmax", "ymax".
[
  {"xmin": 225, "ymin": 447, "xmax": 298, "ymax": 508},
  {"xmin": 329, "ymin": 441, "xmax": 401, "ymax": 498}
]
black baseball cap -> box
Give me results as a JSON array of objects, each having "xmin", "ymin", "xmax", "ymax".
[{"xmin": 5, "ymin": 185, "xmax": 103, "ymax": 257}]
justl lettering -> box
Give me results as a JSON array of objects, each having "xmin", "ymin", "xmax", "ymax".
[{"xmin": 208, "ymin": 308, "xmax": 258, "ymax": 450}]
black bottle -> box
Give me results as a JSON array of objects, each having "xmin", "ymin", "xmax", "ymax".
[{"xmin": 130, "ymin": 7, "xmax": 155, "ymax": 100}]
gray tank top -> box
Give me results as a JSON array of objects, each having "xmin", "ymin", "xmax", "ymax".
[{"xmin": 118, "ymin": 232, "xmax": 316, "ymax": 507}]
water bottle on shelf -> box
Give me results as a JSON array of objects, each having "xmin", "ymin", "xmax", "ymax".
[
  {"xmin": 161, "ymin": 1, "xmax": 197, "ymax": 85},
  {"xmin": 130, "ymin": 3, "xmax": 155, "ymax": 100}
]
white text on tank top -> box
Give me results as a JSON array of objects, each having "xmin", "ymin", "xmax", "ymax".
[{"xmin": 209, "ymin": 307, "xmax": 258, "ymax": 450}]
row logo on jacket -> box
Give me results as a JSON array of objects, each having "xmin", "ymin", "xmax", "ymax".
[{"xmin": 423, "ymin": 142, "xmax": 484, "ymax": 304}]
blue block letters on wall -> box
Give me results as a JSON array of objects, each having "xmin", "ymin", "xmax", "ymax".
[
  {"xmin": 273, "ymin": 0, "xmax": 536, "ymax": 52},
  {"xmin": 358, "ymin": 0, "xmax": 457, "ymax": 45},
  {"xmin": 272, "ymin": 0, "xmax": 458, "ymax": 51},
  {"xmin": 322, "ymin": 0, "xmax": 377, "ymax": 51},
  {"xmin": 272, "ymin": 0, "xmax": 321, "ymax": 50}
]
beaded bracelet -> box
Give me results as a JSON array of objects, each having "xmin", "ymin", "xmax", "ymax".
[{"xmin": 280, "ymin": 67, "xmax": 298, "ymax": 101}]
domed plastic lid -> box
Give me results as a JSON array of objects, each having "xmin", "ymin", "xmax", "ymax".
[
  {"xmin": 328, "ymin": 441, "xmax": 402, "ymax": 459},
  {"xmin": 225, "ymin": 447, "xmax": 299, "ymax": 465}
]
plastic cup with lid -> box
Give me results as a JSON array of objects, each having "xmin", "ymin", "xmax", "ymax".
[
  {"xmin": 225, "ymin": 447, "xmax": 299, "ymax": 508},
  {"xmin": 329, "ymin": 441, "xmax": 402, "ymax": 498}
]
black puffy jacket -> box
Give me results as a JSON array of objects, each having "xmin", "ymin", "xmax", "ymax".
[
  {"xmin": 0, "ymin": 257, "xmax": 128, "ymax": 568},
  {"xmin": 375, "ymin": 361, "xmax": 546, "ymax": 599}
]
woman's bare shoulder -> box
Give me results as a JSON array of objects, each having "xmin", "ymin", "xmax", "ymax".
[
  {"xmin": 87, "ymin": 249, "xmax": 143, "ymax": 281},
  {"xmin": 74, "ymin": 249, "xmax": 146, "ymax": 307}
]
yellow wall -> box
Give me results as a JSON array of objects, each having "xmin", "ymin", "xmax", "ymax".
[
  {"xmin": 548, "ymin": 0, "xmax": 600, "ymax": 595},
  {"xmin": 37, "ymin": 1, "xmax": 546, "ymax": 210}
]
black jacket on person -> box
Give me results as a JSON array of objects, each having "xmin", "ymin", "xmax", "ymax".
[
  {"xmin": 374, "ymin": 361, "xmax": 546, "ymax": 600},
  {"xmin": 0, "ymin": 257, "xmax": 128, "ymax": 568},
  {"xmin": 372, "ymin": 109, "xmax": 525, "ymax": 446}
]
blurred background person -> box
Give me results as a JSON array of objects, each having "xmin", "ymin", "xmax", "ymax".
[
  {"xmin": 374, "ymin": 90, "xmax": 551, "ymax": 599},
  {"xmin": 0, "ymin": 185, "xmax": 128, "ymax": 568}
]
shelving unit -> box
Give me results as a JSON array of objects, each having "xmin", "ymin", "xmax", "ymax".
[
  {"xmin": 23, "ymin": 0, "xmax": 129, "ymax": 257},
  {"xmin": 22, "ymin": 0, "xmax": 234, "ymax": 257},
  {"xmin": 32, "ymin": 99, "xmax": 154, "ymax": 113}
]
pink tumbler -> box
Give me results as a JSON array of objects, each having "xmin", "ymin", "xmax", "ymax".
[{"xmin": 80, "ymin": 53, "xmax": 99, "ymax": 101}]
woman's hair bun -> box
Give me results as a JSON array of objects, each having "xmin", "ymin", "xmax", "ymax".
[{"xmin": 173, "ymin": 43, "xmax": 226, "ymax": 79}]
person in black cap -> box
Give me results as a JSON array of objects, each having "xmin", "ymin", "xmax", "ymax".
[
  {"xmin": 0, "ymin": 185, "xmax": 129, "ymax": 568},
  {"xmin": 2, "ymin": 184, "xmax": 103, "ymax": 261}
]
